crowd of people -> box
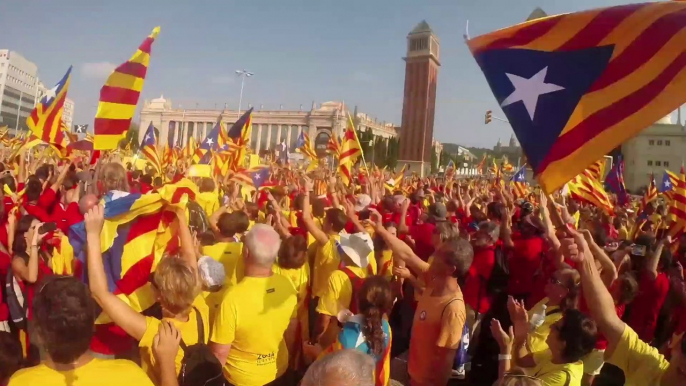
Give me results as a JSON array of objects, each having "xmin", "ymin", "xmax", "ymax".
[{"xmin": 0, "ymin": 152, "xmax": 685, "ymax": 386}]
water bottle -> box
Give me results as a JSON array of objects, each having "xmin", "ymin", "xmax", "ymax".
[{"xmin": 529, "ymin": 304, "xmax": 547, "ymax": 332}]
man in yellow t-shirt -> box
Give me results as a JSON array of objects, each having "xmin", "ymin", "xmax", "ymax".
[
  {"xmin": 315, "ymin": 233, "xmax": 376, "ymax": 347},
  {"xmin": 210, "ymin": 224, "xmax": 298, "ymax": 386},
  {"xmin": 9, "ymin": 276, "xmax": 154, "ymax": 386},
  {"xmin": 562, "ymin": 228, "xmax": 686, "ymax": 386},
  {"xmin": 204, "ymin": 210, "xmax": 250, "ymax": 285}
]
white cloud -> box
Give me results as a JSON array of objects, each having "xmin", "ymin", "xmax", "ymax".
[
  {"xmin": 211, "ymin": 75, "xmax": 235, "ymax": 85},
  {"xmin": 81, "ymin": 62, "xmax": 116, "ymax": 79}
]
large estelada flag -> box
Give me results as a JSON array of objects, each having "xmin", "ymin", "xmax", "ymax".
[
  {"xmin": 27, "ymin": 66, "xmax": 72, "ymax": 148},
  {"xmin": 468, "ymin": 2, "xmax": 686, "ymax": 193},
  {"xmin": 94, "ymin": 27, "xmax": 160, "ymax": 150}
]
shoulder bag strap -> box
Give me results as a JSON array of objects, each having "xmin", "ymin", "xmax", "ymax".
[
  {"xmin": 562, "ymin": 369, "xmax": 571, "ymax": 386},
  {"xmin": 179, "ymin": 307, "xmax": 204, "ymax": 352},
  {"xmin": 441, "ymin": 298, "xmax": 463, "ymax": 319}
]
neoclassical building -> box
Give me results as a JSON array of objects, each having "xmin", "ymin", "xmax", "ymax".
[{"xmin": 139, "ymin": 96, "xmax": 398, "ymax": 156}]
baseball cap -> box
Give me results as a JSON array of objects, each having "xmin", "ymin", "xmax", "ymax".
[
  {"xmin": 354, "ymin": 194, "xmax": 372, "ymax": 212},
  {"xmin": 429, "ymin": 202, "xmax": 448, "ymax": 221}
]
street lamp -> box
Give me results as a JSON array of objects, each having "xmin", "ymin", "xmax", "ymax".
[{"xmin": 235, "ymin": 69, "xmax": 254, "ymax": 115}]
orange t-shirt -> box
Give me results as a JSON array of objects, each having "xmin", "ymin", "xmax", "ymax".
[{"xmin": 408, "ymin": 280, "xmax": 466, "ymax": 386}]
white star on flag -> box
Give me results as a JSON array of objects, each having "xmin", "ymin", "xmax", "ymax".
[
  {"xmin": 500, "ymin": 66, "xmax": 565, "ymax": 121},
  {"xmin": 145, "ymin": 134, "xmax": 152, "ymax": 142},
  {"xmin": 43, "ymin": 85, "xmax": 58, "ymax": 104},
  {"xmin": 665, "ymin": 180, "xmax": 672, "ymax": 188},
  {"xmin": 205, "ymin": 138, "xmax": 214, "ymax": 146}
]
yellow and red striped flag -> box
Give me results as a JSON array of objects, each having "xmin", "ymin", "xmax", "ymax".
[
  {"xmin": 668, "ymin": 166, "xmax": 686, "ymax": 239},
  {"xmin": 140, "ymin": 122, "xmax": 161, "ymax": 175},
  {"xmin": 586, "ymin": 158, "xmax": 606, "ymax": 182},
  {"xmin": 337, "ymin": 115, "xmax": 362, "ymax": 185},
  {"xmin": 27, "ymin": 66, "xmax": 71, "ymax": 148},
  {"xmin": 94, "ymin": 27, "xmax": 160, "ymax": 150},
  {"xmin": 641, "ymin": 173, "xmax": 658, "ymax": 210},
  {"xmin": 568, "ymin": 170, "xmax": 614, "ymax": 214},
  {"xmin": 182, "ymin": 136, "xmax": 197, "ymax": 162},
  {"xmin": 468, "ymin": 2, "xmax": 686, "ymax": 193},
  {"xmin": 327, "ymin": 134, "xmax": 341, "ymax": 157}
]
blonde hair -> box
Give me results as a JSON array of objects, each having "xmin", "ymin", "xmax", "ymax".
[
  {"xmin": 153, "ymin": 258, "xmax": 200, "ymax": 316},
  {"xmin": 99, "ymin": 163, "xmax": 130, "ymax": 192}
]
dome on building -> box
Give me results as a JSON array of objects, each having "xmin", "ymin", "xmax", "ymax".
[
  {"xmin": 657, "ymin": 114, "xmax": 673, "ymax": 124},
  {"xmin": 317, "ymin": 101, "xmax": 344, "ymax": 112}
]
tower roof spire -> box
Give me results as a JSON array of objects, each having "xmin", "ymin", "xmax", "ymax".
[{"xmin": 409, "ymin": 20, "xmax": 433, "ymax": 35}]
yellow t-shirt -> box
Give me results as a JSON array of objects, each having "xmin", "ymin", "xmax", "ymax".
[
  {"xmin": 527, "ymin": 299, "xmax": 563, "ymax": 354},
  {"xmin": 210, "ymin": 275, "xmax": 298, "ymax": 386},
  {"xmin": 312, "ymin": 236, "xmax": 341, "ymax": 298},
  {"xmin": 202, "ymin": 241, "xmax": 244, "ymax": 286},
  {"xmin": 607, "ymin": 325, "xmax": 669, "ymax": 386},
  {"xmin": 531, "ymin": 351, "xmax": 583, "ymax": 386},
  {"xmin": 8, "ymin": 359, "xmax": 153, "ymax": 386},
  {"xmin": 197, "ymin": 191, "xmax": 220, "ymax": 216},
  {"xmin": 138, "ymin": 298, "xmax": 210, "ymax": 384},
  {"xmin": 203, "ymin": 288, "xmax": 227, "ymax": 331},
  {"xmin": 316, "ymin": 264, "xmax": 376, "ymax": 318},
  {"xmin": 273, "ymin": 262, "xmax": 310, "ymax": 343}
]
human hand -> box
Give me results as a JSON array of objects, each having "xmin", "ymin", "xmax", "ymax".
[
  {"xmin": 303, "ymin": 176, "xmax": 314, "ymax": 192},
  {"xmin": 85, "ymin": 204, "xmax": 105, "ymax": 235},
  {"xmin": 559, "ymin": 225, "xmax": 590, "ymax": 264},
  {"xmin": 152, "ymin": 321, "xmax": 181, "ymax": 367},
  {"xmin": 368, "ymin": 208, "xmax": 383, "ymax": 231},
  {"xmin": 490, "ymin": 319, "xmax": 514, "ymax": 351},
  {"xmin": 392, "ymin": 266, "xmax": 413, "ymax": 280},
  {"xmin": 401, "ymin": 198, "xmax": 411, "ymax": 212}
]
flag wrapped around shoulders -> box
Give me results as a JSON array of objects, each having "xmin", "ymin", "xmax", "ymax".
[
  {"xmin": 67, "ymin": 178, "xmax": 199, "ymax": 324},
  {"xmin": 94, "ymin": 27, "xmax": 160, "ymax": 150},
  {"xmin": 468, "ymin": 2, "xmax": 686, "ymax": 193},
  {"xmin": 27, "ymin": 66, "xmax": 72, "ymax": 148}
]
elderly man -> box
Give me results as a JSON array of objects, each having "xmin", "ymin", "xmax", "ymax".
[
  {"xmin": 209, "ymin": 224, "xmax": 298, "ymax": 386},
  {"xmin": 301, "ymin": 349, "xmax": 375, "ymax": 386}
]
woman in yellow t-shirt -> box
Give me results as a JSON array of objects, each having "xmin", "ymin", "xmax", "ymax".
[
  {"xmin": 8, "ymin": 276, "xmax": 153, "ymax": 386},
  {"xmin": 83, "ymin": 205, "xmax": 211, "ymax": 385},
  {"xmin": 495, "ymin": 297, "xmax": 597, "ymax": 386}
]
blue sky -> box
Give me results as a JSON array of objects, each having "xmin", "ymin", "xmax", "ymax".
[{"xmin": 1, "ymin": 0, "xmax": 652, "ymax": 147}]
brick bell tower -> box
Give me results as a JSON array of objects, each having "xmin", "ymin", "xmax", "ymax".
[{"xmin": 398, "ymin": 20, "xmax": 440, "ymax": 177}]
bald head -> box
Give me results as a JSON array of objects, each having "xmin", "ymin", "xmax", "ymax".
[
  {"xmin": 79, "ymin": 194, "xmax": 99, "ymax": 215},
  {"xmin": 301, "ymin": 349, "xmax": 374, "ymax": 386}
]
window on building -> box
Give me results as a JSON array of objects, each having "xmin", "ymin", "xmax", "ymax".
[
  {"xmin": 665, "ymin": 161, "xmax": 670, "ymax": 167},
  {"xmin": 649, "ymin": 140, "xmax": 655, "ymax": 145},
  {"xmin": 666, "ymin": 140, "xmax": 671, "ymax": 146},
  {"xmin": 657, "ymin": 140, "xmax": 663, "ymax": 145},
  {"xmin": 648, "ymin": 160, "xmax": 653, "ymax": 166},
  {"xmin": 656, "ymin": 161, "xmax": 662, "ymax": 166}
]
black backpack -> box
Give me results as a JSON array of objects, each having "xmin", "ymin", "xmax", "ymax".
[
  {"xmin": 486, "ymin": 245, "xmax": 509, "ymax": 294},
  {"xmin": 178, "ymin": 307, "xmax": 225, "ymax": 386}
]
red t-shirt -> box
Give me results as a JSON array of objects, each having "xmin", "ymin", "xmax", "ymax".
[
  {"xmin": 627, "ymin": 271, "xmax": 670, "ymax": 342},
  {"xmin": 409, "ymin": 222, "xmax": 436, "ymax": 262},
  {"xmin": 526, "ymin": 252, "xmax": 559, "ymax": 309},
  {"xmin": 463, "ymin": 245, "xmax": 496, "ymax": 314},
  {"xmin": 507, "ymin": 236, "xmax": 546, "ymax": 296}
]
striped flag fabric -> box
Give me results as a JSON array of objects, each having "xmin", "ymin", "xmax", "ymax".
[
  {"xmin": 327, "ymin": 134, "xmax": 341, "ymax": 157},
  {"xmin": 27, "ymin": 66, "xmax": 72, "ymax": 148},
  {"xmin": 586, "ymin": 158, "xmax": 607, "ymax": 181},
  {"xmin": 468, "ymin": 2, "xmax": 686, "ymax": 193},
  {"xmin": 140, "ymin": 122, "xmax": 161, "ymax": 175},
  {"xmin": 476, "ymin": 154, "xmax": 487, "ymax": 174},
  {"xmin": 604, "ymin": 157, "xmax": 628, "ymax": 206},
  {"xmin": 660, "ymin": 169, "xmax": 679, "ymax": 194},
  {"xmin": 182, "ymin": 136, "xmax": 197, "ymax": 162},
  {"xmin": 296, "ymin": 130, "xmax": 317, "ymax": 160},
  {"xmin": 511, "ymin": 166, "xmax": 529, "ymax": 198},
  {"xmin": 94, "ymin": 27, "xmax": 160, "ymax": 150},
  {"xmin": 226, "ymin": 108, "xmax": 253, "ymax": 170},
  {"xmin": 668, "ymin": 166, "xmax": 686, "ymax": 238},
  {"xmin": 568, "ymin": 170, "xmax": 614, "ymax": 214},
  {"xmin": 194, "ymin": 118, "xmax": 223, "ymax": 163},
  {"xmin": 337, "ymin": 117, "xmax": 363, "ymax": 185},
  {"xmin": 642, "ymin": 173, "xmax": 658, "ymax": 210}
]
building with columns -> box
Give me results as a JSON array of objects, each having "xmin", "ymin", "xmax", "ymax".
[
  {"xmin": 139, "ymin": 97, "xmax": 399, "ymax": 156},
  {"xmin": 398, "ymin": 21, "xmax": 441, "ymax": 177}
]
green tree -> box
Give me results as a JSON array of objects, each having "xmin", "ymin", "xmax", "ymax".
[
  {"xmin": 373, "ymin": 136, "xmax": 388, "ymax": 167},
  {"xmin": 120, "ymin": 122, "xmax": 140, "ymax": 151},
  {"xmin": 386, "ymin": 137, "xmax": 399, "ymax": 170}
]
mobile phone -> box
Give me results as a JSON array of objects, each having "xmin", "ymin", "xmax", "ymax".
[
  {"xmin": 38, "ymin": 222, "xmax": 57, "ymax": 235},
  {"xmin": 631, "ymin": 244, "xmax": 647, "ymax": 257}
]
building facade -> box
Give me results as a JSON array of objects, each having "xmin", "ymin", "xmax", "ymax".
[
  {"xmin": 0, "ymin": 50, "xmax": 40, "ymax": 134},
  {"xmin": 622, "ymin": 115, "xmax": 686, "ymax": 192},
  {"xmin": 398, "ymin": 21, "xmax": 440, "ymax": 177},
  {"xmin": 139, "ymin": 97, "xmax": 398, "ymax": 156},
  {"xmin": 62, "ymin": 98, "xmax": 74, "ymax": 129}
]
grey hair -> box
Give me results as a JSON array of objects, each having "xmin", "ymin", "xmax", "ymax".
[
  {"xmin": 435, "ymin": 221, "xmax": 460, "ymax": 242},
  {"xmin": 301, "ymin": 349, "xmax": 375, "ymax": 386},
  {"xmin": 244, "ymin": 224, "xmax": 281, "ymax": 267}
]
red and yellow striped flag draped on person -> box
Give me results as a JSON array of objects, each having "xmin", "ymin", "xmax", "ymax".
[
  {"xmin": 94, "ymin": 27, "xmax": 160, "ymax": 150},
  {"xmin": 468, "ymin": 1, "xmax": 686, "ymax": 193}
]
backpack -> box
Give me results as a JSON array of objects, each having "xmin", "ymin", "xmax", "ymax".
[
  {"xmin": 178, "ymin": 307, "xmax": 225, "ymax": 386},
  {"xmin": 339, "ymin": 266, "xmax": 366, "ymax": 315},
  {"xmin": 4, "ymin": 271, "xmax": 28, "ymax": 331},
  {"xmin": 486, "ymin": 245, "xmax": 509, "ymax": 295}
]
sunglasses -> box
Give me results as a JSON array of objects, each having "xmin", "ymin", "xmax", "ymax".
[{"xmin": 549, "ymin": 276, "xmax": 564, "ymax": 286}]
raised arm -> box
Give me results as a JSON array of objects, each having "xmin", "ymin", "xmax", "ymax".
[
  {"xmin": 580, "ymin": 229, "xmax": 618, "ymax": 287},
  {"xmin": 85, "ymin": 204, "xmax": 147, "ymax": 341},
  {"xmin": 174, "ymin": 207, "xmax": 198, "ymax": 272},
  {"xmin": 11, "ymin": 222, "xmax": 45, "ymax": 283},
  {"xmin": 301, "ymin": 177, "xmax": 329, "ymax": 245},
  {"xmin": 371, "ymin": 209, "xmax": 428, "ymax": 274},
  {"xmin": 560, "ymin": 228, "xmax": 625, "ymax": 356},
  {"xmin": 645, "ymin": 236, "xmax": 668, "ymax": 280}
]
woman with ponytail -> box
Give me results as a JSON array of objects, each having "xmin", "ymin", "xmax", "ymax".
[{"xmin": 306, "ymin": 275, "xmax": 393, "ymax": 386}]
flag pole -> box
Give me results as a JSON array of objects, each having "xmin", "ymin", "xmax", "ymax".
[{"xmin": 347, "ymin": 112, "xmax": 369, "ymax": 172}]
